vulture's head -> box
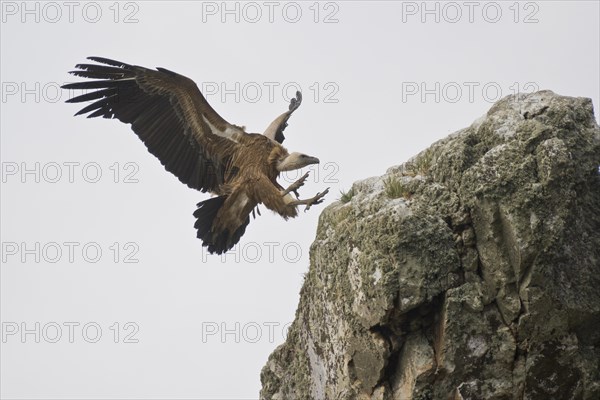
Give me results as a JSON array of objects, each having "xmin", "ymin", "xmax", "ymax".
[{"xmin": 277, "ymin": 152, "xmax": 320, "ymax": 172}]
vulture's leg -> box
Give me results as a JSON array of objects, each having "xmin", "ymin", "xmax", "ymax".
[
  {"xmin": 282, "ymin": 172, "xmax": 310, "ymax": 198},
  {"xmin": 289, "ymin": 188, "xmax": 330, "ymax": 212}
]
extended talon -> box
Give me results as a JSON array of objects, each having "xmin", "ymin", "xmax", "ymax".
[
  {"xmin": 287, "ymin": 187, "xmax": 329, "ymax": 211},
  {"xmin": 303, "ymin": 187, "xmax": 330, "ymax": 212},
  {"xmin": 282, "ymin": 171, "xmax": 310, "ymax": 197}
]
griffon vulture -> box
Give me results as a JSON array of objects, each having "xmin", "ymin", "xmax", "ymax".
[{"xmin": 62, "ymin": 57, "xmax": 329, "ymax": 254}]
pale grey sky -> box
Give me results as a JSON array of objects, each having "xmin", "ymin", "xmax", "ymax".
[{"xmin": 1, "ymin": 1, "xmax": 599, "ymax": 399}]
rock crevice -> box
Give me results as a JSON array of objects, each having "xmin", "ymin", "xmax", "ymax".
[{"xmin": 260, "ymin": 91, "xmax": 600, "ymax": 400}]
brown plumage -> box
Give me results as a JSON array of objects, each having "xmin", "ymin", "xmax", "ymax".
[{"xmin": 62, "ymin": 57, "xmax": 328, "ymax": 254}]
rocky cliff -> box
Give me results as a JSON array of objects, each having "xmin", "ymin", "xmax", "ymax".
[{"xmin": 260, "ymin": 91, "xmax": 600, "ymax": 400}]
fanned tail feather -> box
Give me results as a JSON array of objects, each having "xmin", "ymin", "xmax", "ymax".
[{"xmin": 193, "ymin": 196, "xmax": 250, "ymax": 255}]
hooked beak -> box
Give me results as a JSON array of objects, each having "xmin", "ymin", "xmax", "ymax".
[{"xmin": 307, "ymin": 156, "xmax": 320, "ymax": 165}]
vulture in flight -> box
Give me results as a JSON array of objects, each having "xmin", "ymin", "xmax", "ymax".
[{"xmin": 62, "ymin": 57, "xmax": 329, "ymax": 254}]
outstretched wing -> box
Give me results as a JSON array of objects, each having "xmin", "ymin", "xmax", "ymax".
[
  {"xmin": 62, "ymin": 57, "xmax": 245, "ymax": 193},
  {"xmin": 263, "ymin": 91, "xmax": 302, "ymax": 144}
]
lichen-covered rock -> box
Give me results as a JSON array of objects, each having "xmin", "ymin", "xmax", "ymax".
[{"xmin": 260, "ymin": 91, "xmax": 600, "ymax": 400}]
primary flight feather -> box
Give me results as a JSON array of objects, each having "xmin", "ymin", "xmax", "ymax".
[{"xmin": 62, "ymin": 57, "xmax": 329, "ymax": 254}]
